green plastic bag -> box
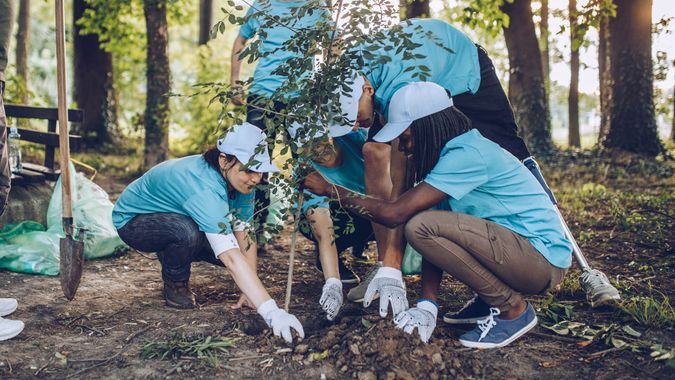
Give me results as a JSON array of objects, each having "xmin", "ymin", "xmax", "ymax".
[
  {"xmin": 401, "ymin": 243, "xmax": 422, "ymax": 275},
  {"xmin": 0, "ymin": 165, "xmax": 126, "ymax": 275}
]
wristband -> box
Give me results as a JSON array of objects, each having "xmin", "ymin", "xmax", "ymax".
[
  {"xmin": 375, "ymin": 266, "xmax": 403, "ymax": 282},
  {"xmin": 416, "ymin": 299, "xmax": 439, "ymax": 319}
]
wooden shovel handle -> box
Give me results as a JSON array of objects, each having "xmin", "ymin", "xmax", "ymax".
[{"xmin": 55, "ymin": 0, "xmax": 73, "ymax": 225}]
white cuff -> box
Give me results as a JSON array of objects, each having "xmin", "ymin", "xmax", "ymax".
[
  {"xmin": 417, "ymin": 300, "xmax": 438, "ymax": 319},
  {"xmin": 205, "ymin": 232, "xmax": 240, "ymax": 258},
  {"xmin": 375, "ymin": 266, "xmax": 403, "ymax": 282},
  {"xmin": 325, "ymin": 277, "xmax": 342, "ymax": 289},
  {"xmin": 257, "ymin": 298, "xmax": 279, "ymax": 318}
]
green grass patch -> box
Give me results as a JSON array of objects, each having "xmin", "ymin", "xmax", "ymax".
[
  {"xmin": 621, "ymin": 294, "xmax": 675, "ymax": 329},
  {"xmin": 140, "ymin": 333, "xmax": 236, "ymax": 367}
]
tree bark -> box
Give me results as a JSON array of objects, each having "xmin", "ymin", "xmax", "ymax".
[
  {"xmin": 539, "ymin": 0, "xmax": 550, "ymax": 107},
  {"xmin": 199, "ymin": 0, "xmax": 213, "ymax": 45},
  {"xmin": 568, "ymin": 0, "xmax": 580, "ymax": 147},
  {"xmin": 143, "ymin": 0, "xmax": 171, "ymax": 169},
  {"xmin": 501, "ymin": 0, "xmax": 554, "ymax": 155},
  {"xmin": 15, "ymin": 0, "xmax": 29, "ymax": 104},
  {"xmin": 671, "ymin": 70, "xmax": 674, "ymax": 142},
  {"xmin": 598, "ymin": 14, "xmax": 611, "ymax": 139},
  {"xmin": 74, "ymin": 0, "xmax": 116, "ymax": 146},
  {"xmin": 600, "ymin": 0, "xmax": 662, "ymax": 156},
  {"xmin": 400, "ymin": 0, "xmax": 430, "ymax": 19}
]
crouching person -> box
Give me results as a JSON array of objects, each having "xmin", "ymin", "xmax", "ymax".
[
  {"xmin": 304, "ymin": 82, "xmax": 572, "ymax": 348},
  {"xmin": 112, "ymin": 123, "xmax": 304, "ymax": 343}
]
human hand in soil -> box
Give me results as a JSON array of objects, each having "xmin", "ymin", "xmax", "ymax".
[
  {"xmin": 303, "ymin": 171, "xmax": 332, "ymax": 196},
  {"xmin": 231, "ymin": 293, "xmax": 254, "ymax": 310},
  {"xmin": 363, "ymin": 267, "xmax": 409, "ymax": 318},
  {"xmin": 394, "ymin": 300, "xmax": 438, "ymax": 343},
  {"xmin": 320, "ymin": 278, "xmax": 343, "ymax": 321},
  {"xmin": 257, "ymin": 299, "xmax": 305, "ymax": 344}
]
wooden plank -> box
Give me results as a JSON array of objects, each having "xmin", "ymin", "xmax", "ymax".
[
  {"xmin": 22, "ymin": 163, "xmax": 60, "ymax": 181},
  {"xmin": 16, "ymin": 128, "xmax": 82, "ymax": 149},
  {"xmin": 16, "ymin": 169, "xmax": 46, "ymax": 183},
  {"xmin": 4, "ymin": 104, "xmax": 84, "ymax": 122}
]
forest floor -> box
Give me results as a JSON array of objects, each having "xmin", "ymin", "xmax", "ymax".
[{"xmin": 0, "ymin": 149, "xmax": 673, "ymax": 379}]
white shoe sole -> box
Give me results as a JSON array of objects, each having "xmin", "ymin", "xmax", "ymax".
[
  {"xmin": 459, "ymin": 316, "xmax": 538, "ymax": 349},
  {"xmin": 0, "ymin": 321, "xmax": 24, "ymax": 341},
  {"xmin": 0, "ymin": 301, "xmax": 18, "ymax": 317},
  {"xmin": 442, "ymin": 315, "xmax": 488, "ymax": 324},
  {"xmin": 589, "ymin": 292, "xmax": 621, "ymax": 308}
]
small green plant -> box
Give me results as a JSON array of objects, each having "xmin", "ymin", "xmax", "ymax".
[
  {"xmin": 140, "ymin": 333, "xmax": 236, "ymax": 367},
  {"xmin": 556, "ymin": 270, "xmax": 582, "ymax": 296},
  {"xmin": 621, "ymin": 295, "xmax": 675, "ymax": 328}
]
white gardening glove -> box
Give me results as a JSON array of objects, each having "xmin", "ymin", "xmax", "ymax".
[
  {"xmin": 363, "ymin": 266, "xmax": 409, "ymax": 318},
  {"xmin": 394, "ymin": 299, "xmax": 438, "ymax": 343},
  {"xmin": 257, "ymin": 299, "xmax": 305, "ymax": 344},
  {"xmin": 319, "ymin": 278, "xmax": 343, "ymax": 321}
]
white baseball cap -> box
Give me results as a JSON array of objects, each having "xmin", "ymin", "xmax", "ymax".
[
  {"xmin": 328, "ymin": 74, "xmax": 365, "ymax": 137},
  {"xmin": 217, "ymin": 122, "xmax": 279, "ymax": 173},
  {"xmin": 373, "ymin": 82, "xmax": 453, "ymax": 143}
]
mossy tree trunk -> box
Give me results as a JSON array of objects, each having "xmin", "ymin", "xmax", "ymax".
[
  {"xmin": 143, "ymin": 0, "xmax": 171, "ymax": 169},
  {"xmin": 600, "ymin": 0, "xmax": 663, "ymax": 156},
  {"xmin": 400, "ymin": 0, "xmax": 430, "ymax": 19},
  {"xmin": 598, "ymin": 14, "xmax": 611, "ymax": 139},
  {"xmin": 74, "ymin": 0, "xmax": 116, "ymax": 146},
  {"xmin": 501, "ymin": 0, "xmax": 554, "ymax": 156},
  {"xmin": 539, "ymin": 0, "xmax": 550, "ymax": 106}
]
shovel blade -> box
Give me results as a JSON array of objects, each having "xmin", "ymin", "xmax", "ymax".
[{"xmin": 60, "ymin": 236, "xmax": 85, "ymax": 300}]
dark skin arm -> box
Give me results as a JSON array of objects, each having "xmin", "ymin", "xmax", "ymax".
[{"xmin": 303, "ymin": 171, "xmax": 448, "ymax": 228}]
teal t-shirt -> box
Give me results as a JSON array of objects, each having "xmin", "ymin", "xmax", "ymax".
[
  {"xmin": 423, "ymin": 130, "xmax": 572, "ymax": 269},
  {"xmin": 363, "ymin": 19, "xmax": 480, "ymax": 119},
  {"xmin": 112, "ymin": 155, "xmax": 255, "ymax": 234},
  {"xmin": 303, "ymin": 129, "xmax": 367, "ymax": 211},
  {"xmin": 239, "ymin": 1, "xmax": 330, "ymax": 97}
]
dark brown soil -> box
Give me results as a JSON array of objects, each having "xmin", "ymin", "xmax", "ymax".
[{"xmin": 0, "ymin": 152, "xmax": 673, "ymax": 379}]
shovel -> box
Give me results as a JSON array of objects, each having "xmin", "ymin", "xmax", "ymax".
[{"xmin": 56, "ymin": 0, "xmax": 84, "ymax": 300}]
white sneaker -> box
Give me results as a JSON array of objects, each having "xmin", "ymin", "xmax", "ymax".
[
  {"xmin": 0, "ymin": 298, "xmax": 18, "ymax": 317},
  {"xmin": 0, "ymin": 317, "xmax": 24, "ymax": 341}
]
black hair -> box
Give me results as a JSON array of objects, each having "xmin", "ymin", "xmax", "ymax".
[
  {"xmin": 202, "ymin": 147, "xmax": 235, "ymax": 173},
  {"xmin": 406, "ymin": 106, "xmax": 473, "ymax": 188}
]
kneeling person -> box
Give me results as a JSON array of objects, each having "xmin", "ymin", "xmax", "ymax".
[{"xmin": 112, "ymin": 123, "xmax": 304, "ymax": 343}]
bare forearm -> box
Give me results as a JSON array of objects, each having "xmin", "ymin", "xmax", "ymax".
[
  {"xmin": 230, "ymin": 36, "xmax": 246, "ymax": 85},
  {"xmin": 330, "ymin": 186, "xmax": 406, "ymax": 228},
  {"xmin": 235, "ymin": 230, "xmax": 257, "ymax": 275},
  {"xmin": 218, "ymin": 249, "xmax": 270, "ymax": 307}
]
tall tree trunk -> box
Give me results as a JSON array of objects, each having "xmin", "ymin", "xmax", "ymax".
[
  {"xmin": 568, "ymin": 0, "xmax": 580, "ymax": 147},
  {"xmin": 400, "ymin": 0, "xmax": 430, "ymax": 19},
  {"xmin": 600, "ymin": 0, "xmax": 662, "ymax": 156},
  {"xmin": 539, "ymin": 0, "xmax": 550, "ymax": 109},
  {"xmin": 198, "ymin": 0, "xmax": 213, "ymax": 45},
  {"xmin": 143, "ymin": 0, "xmax": 171, "ymax": 169},
  {"xmin": 598, "ymin": 14, "xmax": 611, "ymax": 139},
  {"xmin": 15, "ymin": 0, "xmax": 29, "ymax": 104},
  {"xmin": 74, "ymin": 0, "xmax": 116, "ymax": 146},
  {"xmin": 501, "ymin": 0, "xmax": 554, "ymax": 155},
  {"xmin": 671, "ymin": 71, "xmax": 674, "ymax": 142}
]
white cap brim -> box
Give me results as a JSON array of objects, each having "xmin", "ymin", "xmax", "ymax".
[{"xmin": 372, "ymin": 120, "xmax": 412, "ymax": 143}]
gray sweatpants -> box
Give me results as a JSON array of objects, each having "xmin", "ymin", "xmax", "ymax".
[
  {"xmin": 405, "ymin": 210, "xmax": 567, "ymax": 311},
  {"xmin": 0, "ymin": 81, "xmax": 10, "ymax": 216}
]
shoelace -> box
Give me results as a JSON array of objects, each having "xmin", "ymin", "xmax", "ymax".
[
  {"xmin": 477, "ymin": 307, "xmax": 501, "ymax": 342},
  {"xmin": 581, "ymin": 270, "xmax": 610, "ymax": 290}
]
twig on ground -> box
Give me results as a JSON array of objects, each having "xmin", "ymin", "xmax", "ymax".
[
  {"xmin": 66, "ymin": 346, "xmax": 126, "ymax": 378},
  {"xmin": 35, "ymin": 358, "xmax": 53, "ymax": 376},
  {"xmin": 124, "ymin": 326, "xmax": 152, "ymax": 343},
  {"xmin": 228, "ymin": 354, "xmax": 266, "ymax": 362},
  {"xmin": 530, "ymin": 331, "xmax": 582, "ymax": 344},
  {"xmin": 586, "ymin": 346, "xmax": 627, "ymax": 360}
]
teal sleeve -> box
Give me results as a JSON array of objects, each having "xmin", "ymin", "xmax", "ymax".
[
  {"xmin": 423, "ymin": 145, "xmax": 488, "ymax": 201},
  {"xmin": 182, "ymin": 190, "xmax": 232, "ymax": 234},
  {"xmin": 239, "ymin": 3, "xmax": 257, "ymax": 39},
  {"xmin": 231, "ymin": 190, "xmax": 256, "ymax": 224}
]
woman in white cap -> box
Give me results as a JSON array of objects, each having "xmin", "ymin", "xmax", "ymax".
[
  {"xmin": 304, "ymin": 82, "xmax": 572, "ymax": 348},
  {"xmin": 112, "ymin": 123, "xmax": 304, "ymax": 343}
]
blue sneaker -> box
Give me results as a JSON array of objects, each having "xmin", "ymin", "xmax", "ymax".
[{"xmin": 458, "ymin": 303, "xmax": 538, "ymax": 349}]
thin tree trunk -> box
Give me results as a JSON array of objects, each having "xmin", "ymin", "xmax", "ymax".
[
  {"xmin": 400, "ymin": 0, "xmax": 430, "ymax": 19},
  {"xmin": 501, "ymin": 0, "xmax": 554, "ymax": 155},
  {"xmin": 143, "ymin": 0, "xmax": 171, "ymax": 169},
  {"xmin": 199, "ymin": 0, "xmax": 213, "ymax": 45},
  {"xmin": 568, "ymin": 0, "xmax": 580, "ymax": 147},
  {"xmin": 74, "ymin": 0, "xmax": 116, "ymax": 146},
  {"xmin": 601, "ymin": 0, "xmax": 662, "ymax": 156},
  {"xmin": 540, "ymin": 0, "xmax": 550, "ymax": 107},
  {"xmin": 15, "ymin": 0, "xmax": 29, "ymax": 104},
  {"xmin": 671, "ymin": 70, "xmax": 674, "ymax": 142},
  {"xmin": 598, "ymin": 14, "xmax": 611, "ymax": 140}
]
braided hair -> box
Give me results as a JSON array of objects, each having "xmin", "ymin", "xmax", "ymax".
[{"xmin": 406, "ymin": 106, "xmax": 473, "ymax": 189}]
